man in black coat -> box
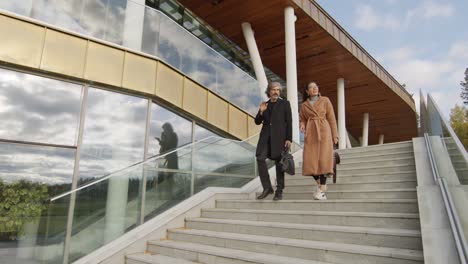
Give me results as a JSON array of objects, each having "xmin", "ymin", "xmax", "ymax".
[{"xmin": 255, "ymin": 82, "xmax": 292, "ymax": 201}]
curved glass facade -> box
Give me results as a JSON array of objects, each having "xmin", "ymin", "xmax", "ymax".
[
  {"xmin": 0, "ymin": 0, "xmax": 262, "ymax": 115},
  {"xmin": 0, "ymin": 67, "xmax": 223, "ymax": 263}
]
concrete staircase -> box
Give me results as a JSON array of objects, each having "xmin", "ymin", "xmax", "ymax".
[{"xmin": 126, "ymin": 141, "xmax": 424, "ymax": 264}]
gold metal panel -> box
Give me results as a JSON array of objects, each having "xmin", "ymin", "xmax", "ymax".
[
  {"xmin": 85, "ymin": 42, "xmax": 124, "ymax": 87},
  {"xmin": 41, "ymin": 29, "xmax": 87, "ymax": 78},
  {"xmin": 182, "ymin": 78, "xmax": 208, "ymax": 120},
  {"xmin": 248, "ymin": 116, "xmax": 261, "ymax": 137},
  {"xmin": 122, "ymin": 52, "xmax": 157, "ymax": 95},
  {"xmin": 0, "ymin": 15, "xmax": 44, "ymax": 68},
  {"xmin": 207, "ymin": 92, "xmax": 228, "ymax": 131},
  {"xmin": 156, "ymin": 63, "xmax": 184, "ymax": 107},
  {"xmin": 228, "ymin": 105, "xmax": 248, "ymax": 139}
]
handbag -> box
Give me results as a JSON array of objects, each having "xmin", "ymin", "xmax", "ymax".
[{"xmin": 280, "ymin": 148, "xmax": 295, "ymax": 175}]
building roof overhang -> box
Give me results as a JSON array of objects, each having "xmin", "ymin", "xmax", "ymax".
[{"xmin": 178, "ymin": 0, "xmax": 417, "ymax": 143}]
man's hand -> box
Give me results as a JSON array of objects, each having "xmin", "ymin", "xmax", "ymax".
[
  {"xmin": 259, "ymin": 102, "xmax": 267, "ymax": 114},
  {"xmin": 285, "ymin": 140, "xmax": 292, "ymax": 150},
  {"xmin": 333, "ymin": 137, "xmax": 339, "ymax": 145}
]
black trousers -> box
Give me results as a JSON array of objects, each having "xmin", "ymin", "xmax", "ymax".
[{"xmin": 256, "ymin": 138, "xmax": 285, "ymax": 192}]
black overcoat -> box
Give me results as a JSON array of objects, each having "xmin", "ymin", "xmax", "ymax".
[{"xmin": 255, "ymin": 98, "xmax": 292, "ymax": 160}]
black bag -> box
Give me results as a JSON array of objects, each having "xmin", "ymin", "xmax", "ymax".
[{"xmin": 280, "ymin": 149, "xmax": 295, "ymax": 175}]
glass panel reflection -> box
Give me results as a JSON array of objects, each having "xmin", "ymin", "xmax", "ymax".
[
  {"xmin": 194, "ymin": 124, "xmax": 219, "ymax": 142},
  {"xmin": 148, "ymin": 102, "xmax": 192, "ymax": 158},
  {"xmin": 31, "ymin": 0, "xmax": 85, "ymax": 35},
  {"xmin": 0, "ymin": 0, "xmax": 33, "ymax": 16},
  {"xmin": 141, "ymin": 6, "xmax": 161, "ymax": 57},
  {"xmin": 78, "ymin": 88, "xmax": 147, "ymax": 185},
  {"xmin": 0, "ymin": 142, "xmax": 75, "ymax": 264},
  {"xmin": 68, "ymin": 167, "xmax": 143, "ymax": 262},
  {"xmin": 0, "ymin": 68, "xmax": 83, "ymax": 146}
]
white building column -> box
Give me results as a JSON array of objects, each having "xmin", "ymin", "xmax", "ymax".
[
  {"xmin": 362, "ymin": 113, "xmax": 369, "ymax": 147},
  {"xmin": 337, "ymin": 78, "xmax": 346, "ymax": 149},
  {"xmin": 285, "ymin": 6, "xmax": 300, "ymax": 143},
  {"xmin": 123, "ymin": 0, "xmax": 146, "ymax": 50},
  {"xmin": 241, "ymin": 22, "xmax": 268, "ymax": 101},
  {"xmin": 379, "ymin": 134, "xmax": 385, "ymax": 145}
]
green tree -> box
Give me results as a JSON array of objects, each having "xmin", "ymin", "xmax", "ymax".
[
  {"xmin": 0, "ymin": 180, "xmax": 48, "ymax": 240},
  {"xmin": 461, "ymin": 68, "xmax": 468, "ymax": 105},
  {"xmin": 449, "ymin": 104, "xmax": 468, "ymax": 150}
]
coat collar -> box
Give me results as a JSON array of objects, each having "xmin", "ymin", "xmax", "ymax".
[{"xmin": 303, "ymin": 96, "xmax": 323, "ymax": 115}]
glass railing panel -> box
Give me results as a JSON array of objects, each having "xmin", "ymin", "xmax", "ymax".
[
  {"xmin": 66, "ymin": 165, "xmax": 144, "ymax": 263},
  {"xmin": 0, "ymin": 0, "xmax": 261, "ymax": 116},
  {"xmin": 423, "ymin": 94, "xmax": 468, "ymax": 185},
  {"xmin": 194, "ymin": 173, "xmax": 253, "ymax": 194},
  {"xmin": 0, "ymin": 141, "xmax": 77, "ymax": 264},
  {"xmin": 193, "ymin": 138, "xmax": 256, "ymax": 176},
  {"xmin": 1, "ymin": 135, "xmax": 302, "ymax": 263}
]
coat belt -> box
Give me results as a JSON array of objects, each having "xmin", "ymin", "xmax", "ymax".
[{"xmin": 306, "ymin": 117, "xmax": 325, "ymax": 141}]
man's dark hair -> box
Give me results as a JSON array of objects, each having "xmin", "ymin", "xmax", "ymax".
[{"xmin": 265, "ymin": 82, "xmax": 282, "ymax": 98}]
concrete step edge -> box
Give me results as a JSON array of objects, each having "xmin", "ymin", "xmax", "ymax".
[
  {"xmin": 203, "ymin": 208, "xmax": 420, "ymax": 218},
  {"xmin": 337, "ymin": 164, "xmax": 416, "ymax": 170},
  {"xmin": 148, "ymin": 240, "xmax": 332, "ymax": 264},
  {"xmin": 339, "ymin": 157, "xmax": 415, "ymax": 165},
  {"xmin": 340, "ymin": 151, "xmax": 414, "ymax": 159},
  {"xmin": 126, "ymin": 253, "xmax": 199, "ymax": 264},
  {"xmin": 280, "ymin": 189, "xmax": 417, "ymax": 194},
  {"xmin": 289, "ymin": 171, "xmax": 417, "ymax": 178},
  {"xmin": 166, "ymin": 229, "xmax": 424, "ymax": 261},
  {"xmin": 216, "ymin": 199, "xmax": 419, "ymax": 204},
  {"xmin": 185, "ymin": 218, "xmax": 422, "ymax": 237},
  {"xmin": 286, "ymin": 179, "xmax": 418, "ymax": 186}
]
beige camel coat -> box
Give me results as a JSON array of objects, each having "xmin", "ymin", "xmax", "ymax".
[{"xmin": 300, "ymin": 96, "xmax": 338, "ymax": 176}]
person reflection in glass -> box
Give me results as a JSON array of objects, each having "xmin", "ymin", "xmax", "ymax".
[{"xmin": 155, "ymin": 122, "xmax": 179, "ymax": 184}]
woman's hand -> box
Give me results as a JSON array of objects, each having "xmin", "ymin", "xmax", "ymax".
[
  {"xmin": 333, "ymin": 137, "xmax": 339, "ymax": 145},
  {"xmin": 300, "ymin": 123, "xmax": 306, "ymax": 133}
]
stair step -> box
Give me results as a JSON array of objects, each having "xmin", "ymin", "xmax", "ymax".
[
  {"xmin": 216, "ymin": 199, "xmax": 419, "ymax": 213},
  {"xmin": 338, "ymin": 151, "xmax": 414, "ymax": 162},
  {"xmin": 286, "ymin": 180, "xmax": 417, "ymax": 191},
  {"xmin": 338, "ymin": 157, "xmax": 415, "ymax": 169},
  {"xmin": 337, "ymin": 164, "xmax": 416, "ymax": 175},
  {"xmin": 277, "ymin": 189, "xmax": 417, "ymax": 199},
  {"xmin": 185, "ymin": 217, "xmax": 423, "ymax": 250},
  {"xmin": 126, "ymin": 253, "xmax": 198, "ymax": 264},
  {"xmin": 148, "ymin": 240, "xmax": 332, "ymax": 264},
  {"xmin": 166, "ymin": 229, "xmax": 423, "ymax": 264},
  {"xmin": 287, "ymin": 173, "xmax": 416, "ymax": 184},
  {"xmin": 201, "ymin": 208, "xmax": 421, "ymax": 229},
  {"xmin": 337, "ymin": 141, "xmax": 413, "ymax": 155}
]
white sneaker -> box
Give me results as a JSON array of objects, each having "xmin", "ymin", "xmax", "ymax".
[
  {"xmin": 315, "ymin": 192, "xmax": 327, "ymax": 200},
  {"xmin": 312, "ymin": 186, "xmax": 320, "ymax": 197}
]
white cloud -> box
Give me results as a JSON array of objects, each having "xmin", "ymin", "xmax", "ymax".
[
  {"xmin": 354, "ymin": 4, "xmax": 400, "ymax": 31},
  {"xmin": 420, "ymin": 1, "xmax": 454, "ymax": 18},
  {"xmin": 449, "ymin": 41, "xmax": 468, "ymax": 60},
  {"xmin": 354, "ymin": 1, "xmax": 455, "ymax": 32},
  {"xmin": 379, "ymin": 42, "xmax": 466, "ymax": 118}
]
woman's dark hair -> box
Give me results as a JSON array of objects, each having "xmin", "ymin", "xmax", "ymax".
[
  {"xmin": 302, "ymin": 81, "xmax": 320, "ymax": 102},
  {"xmin": 264, "ymin": 82, "xmax": 282, "ymax": 98},
  {"xmin": 162, "ymin": 122, "xmax": 174, "ymax": 133}
]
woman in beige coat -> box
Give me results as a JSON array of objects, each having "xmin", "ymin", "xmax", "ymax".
[{"xmin": 300, "ymin": 82, "xmax": 338, "ymax": 200}]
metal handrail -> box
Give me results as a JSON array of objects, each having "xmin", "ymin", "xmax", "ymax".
[{"xmin": 424, "ymin": 133, "xmax": 468, "ymax": 264}]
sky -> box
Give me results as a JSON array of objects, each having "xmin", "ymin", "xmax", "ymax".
[{"xmin": 316, "ymin": 0, "xmax": 468, "ymax": 118}]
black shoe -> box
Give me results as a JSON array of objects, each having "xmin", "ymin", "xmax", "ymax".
[
  {"xmin": 256, "ymin": 188, "xmax": 274, "ymax": 200},
  {"xmin": 273, "ymin": 191, "xmax": 283, "ymax": 201}
]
